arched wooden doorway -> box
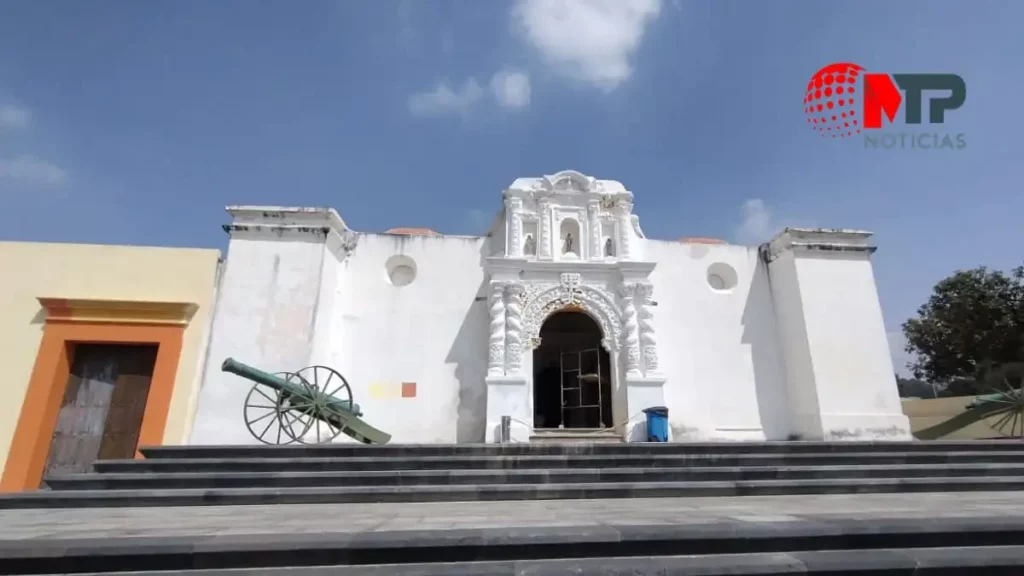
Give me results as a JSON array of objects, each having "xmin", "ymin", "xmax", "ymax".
[{"xmin": 532, "ymin": 310, "xmax": 612, "ymax": 430}]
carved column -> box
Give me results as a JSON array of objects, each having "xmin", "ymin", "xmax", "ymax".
[
  {"xmin": 587, "ymin": 199, "xmax": 601, "ymax": 261},
  {"xmin": 488, "ymin": 282, "xmax": 506, "ymax": 376},
  {"xmin": 506, "ymin": 197, "xmax": 523, "ymax": 258},
  {"xmin": 504, "ymin": 283, "xmax": 524, "ymax": 375},
  {"xmin": 636, "ymin": 282, "xmax": 659, "ymax": 375},
  {"xmin": 616, "ymin": 201, "xmax": 633, "ymax": 261},
  {"xmin": 618, "ymin": 283, "xmax": 641, "ymax": 376},
  {"xmin": 538, "ymin": 198, "xmax": 552, "ymax": 260}
]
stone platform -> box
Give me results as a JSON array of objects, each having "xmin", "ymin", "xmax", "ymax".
[
  {"xmin": 5, "ymin": 441, "xmax": 1024, "ymax": 573},
  {"xmin": 2, "ymin": 492, "xmax": 1024, "ymax": 574}
]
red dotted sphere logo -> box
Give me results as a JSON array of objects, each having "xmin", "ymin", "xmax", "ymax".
[{"xmin": 804, "ymin": 62, "xmax": 863, "ymax": 138}]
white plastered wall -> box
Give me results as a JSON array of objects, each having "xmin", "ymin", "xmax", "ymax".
[{"xmin": 188, "ymin": 206, "xmax": 908, "ymax": 444}]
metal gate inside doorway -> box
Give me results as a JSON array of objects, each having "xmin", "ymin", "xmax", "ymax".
[{"xmin": 559, "ymin": 346, "xmax": 606, "ymax": 428}]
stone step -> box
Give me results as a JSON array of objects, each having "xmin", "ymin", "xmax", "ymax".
[
  {"xmin": 93, "ymin": 450, "xmax": 1024, "ymax": 474},
  {"xmin": 529, "ymin": 430, "xmax": 624, "ymax": 443},
  {"xmin": 140, "ymin": 440, "xmax": 1024, "ymax": 460},
  {"xmin": 2, "ymin": 516, "xmax": 1023, "ymax": 574},
  {"xmin": 43, "ymin": 463, "xmax": 1024, "ymax": 491},
  {"xmin": 54, "ymin": 547, "xmax": 1024, "ymax": 575},
  {"xmin": 5, "ymin": 476, "xmax": 1024, "ymax": 509}
]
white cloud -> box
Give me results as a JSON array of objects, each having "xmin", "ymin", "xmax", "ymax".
[
  {"xmin": 490, "ymin": 69, "xmax": 531, "ymax": 109},
  {"xmin": 409, "ymin": 71, "xmax": 530, "ymax": 117},
  {"xmin": 512, "ymin": 0, "xmax": 662, "ymax": 91},
  {"xmin": 407, "ymin": 79, "xmax": 484, "ymax": 117},
  {"xmin": 735, "ymin": 198, "xmax": 775, "ymax": 245},
  {"xmin": 0, "ymin": 104, "xmax": 31, "ymax": 130},
  {"xmin": 0, "ymin": 154, "xmax": 67, "ymax": 186}
]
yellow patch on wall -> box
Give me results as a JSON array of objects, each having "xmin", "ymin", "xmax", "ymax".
[
  {"xmin": 368, "ymin": 382, "xmax": 417, "ymax": 399},
  {"xmin": 366, "ymin": 381, "xmax": 401, "ymax": 399}
]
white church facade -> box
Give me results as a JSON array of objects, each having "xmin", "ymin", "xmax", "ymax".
[{"xmin": 188, "ymin": 170, "xmax": 912, "ymax": 445}]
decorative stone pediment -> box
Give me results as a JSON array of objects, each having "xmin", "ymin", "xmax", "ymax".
[
  {"xmin": 542, "ymin": 170, "xmax": 598, "ymax": 194},
  {"xmin": 506, "ymin": 170, "xmax": 631, "ymax": 201}
]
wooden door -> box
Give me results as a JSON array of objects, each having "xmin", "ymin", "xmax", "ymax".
[{"xmin": 41, "ymin": 344, "xmax": 158, "ymax": 484}]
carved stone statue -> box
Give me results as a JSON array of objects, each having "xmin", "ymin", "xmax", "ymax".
[
  {"xmin": 604, "ymin": 237, "xmax": 615, "ymax": 257},
  {"xmin": 563, "ymin": 232, "xmax": 574, "ymax": 254},
  {"xmin": 524, "ymin": 234, "xmax": 536, "ymax": 256}
]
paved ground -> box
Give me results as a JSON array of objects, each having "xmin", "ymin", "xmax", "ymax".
[{"xmin": 2, "ymin": 492, "xmax": 1024, "ymax": 541}]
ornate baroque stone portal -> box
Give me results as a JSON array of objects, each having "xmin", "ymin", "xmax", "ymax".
[{"xmin": 483, "ymin": 170, "xmax": 665, "ymax": 443}]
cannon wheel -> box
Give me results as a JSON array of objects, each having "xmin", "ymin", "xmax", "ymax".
[
  {"xmin": 243, "ymin": 372, "xmax": 315, "ymax": 445},
  {"xmin": 283, "ymin": 365, "xmax": 354, "ymax": 445},
  {"xmin": 986, "ymin": 380, "xmax": 1024, "ymax": 439}
]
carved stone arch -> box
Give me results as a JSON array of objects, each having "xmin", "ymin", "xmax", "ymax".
[{"xmin": 521, "ymin": 282, "xmax": 622, "ymax": 353}]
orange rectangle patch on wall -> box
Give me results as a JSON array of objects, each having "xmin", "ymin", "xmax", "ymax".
[{"xmin": 401, "ymin": 382, "xmax": 417, "ymax": 398}]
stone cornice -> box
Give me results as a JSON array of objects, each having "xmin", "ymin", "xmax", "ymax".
[
  {"xmin": 765, "ymin": 228, "xmax": 877, "ymax": 261},
  {"xmin": 485, "ymin": 257, "xmax": 656, "ymax": 274},
  {"xmin": 38, "ymin": 298, "xmax": 198, "ymax": 325},
  {"xmin": 222, "ymin": 206, "xmax": 348, "ymax": 238},
  {"xmin": 222, "ymin": 223, "xmax": 332, "ymax": 237},
  {"xmin": 485, "ymin": 258, "xmax": 657, "ymax": 286}
]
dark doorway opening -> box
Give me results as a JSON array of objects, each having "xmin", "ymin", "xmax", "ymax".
[
  {"xmin": 42, "ymin": 344, "xmax": 158, "ymax": 484},
  {"xmin": 533, "ymin": 311, "xmax": 612, "ymax": 429}
]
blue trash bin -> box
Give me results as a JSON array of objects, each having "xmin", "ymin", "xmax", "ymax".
[{"xmin": 642, "ymin": 406, "xmax": 669, "ymax": 442}]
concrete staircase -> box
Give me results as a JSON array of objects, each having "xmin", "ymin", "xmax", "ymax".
[
  {"xmin": 4, "ymin": 513, "xmax": 1024, "ymax": 575},
  {"xmin": 2, "ymin": 440, "xmax": 1024, "ymax": 508},
  {"xmin": 3, "ymin": 441, "xmax": 1024, "ymax": 574}
]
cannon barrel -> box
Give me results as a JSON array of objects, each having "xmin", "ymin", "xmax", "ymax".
[
  {"xmin": 966, "ymin": 389, "xmax": 1022, "ymax": 410},
  {"xmin": 221, "ymin": 357, "xmax": 361, "ymax": 417}
]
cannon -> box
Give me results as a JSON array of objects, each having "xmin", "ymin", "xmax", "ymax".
[
  {"xmin": 915, "ymin": 383, "xmax": 1024, "ymax": 440},
  {"xmin": 222, "ymin": 357, "xmax": 391, "ymax": 445}
]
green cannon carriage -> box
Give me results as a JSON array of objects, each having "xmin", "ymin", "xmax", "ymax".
[{"xmin": 222, "ymin": 358, "xmax": 391, "ymax": 445}]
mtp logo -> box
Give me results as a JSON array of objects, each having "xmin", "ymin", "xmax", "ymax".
[{"xmin": 804, "ymin": 62, "xmax": 967, "ymax": 150}]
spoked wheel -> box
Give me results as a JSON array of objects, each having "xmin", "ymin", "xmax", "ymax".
[
  {"xmin": 243, "ymin": 372, "xmax": 314, "ymax": 444},
  {"xmin": 986, "ymin": 380, "xmax": 1024, "ymax": 439},
  {"xmin": 283, "ymin": 365, "xmax": 355, "ymax": 445}
]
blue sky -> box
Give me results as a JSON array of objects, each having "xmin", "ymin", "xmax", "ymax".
[{"xmin": 1, "ymin": 0, "xmax": 1021, "ymax": 374}]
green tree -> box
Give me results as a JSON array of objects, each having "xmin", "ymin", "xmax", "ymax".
[
  {"xmin": 895, "ymin": 374, "xmax": 939, "ymax": 398},
  {"xmin": 902, "ymin": 264, "xmax": 1024, "ymax": 392}
]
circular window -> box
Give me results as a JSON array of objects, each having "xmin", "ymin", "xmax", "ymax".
[
  {"xmin": 706, "ymin": 262, "xmax": 738, "ymax": 292},
  {"xmin": 385, "ymin": 255, "xmax": 417, "ymax": 287}
]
